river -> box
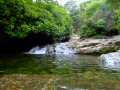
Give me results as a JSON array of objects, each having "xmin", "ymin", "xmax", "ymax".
[{"xmin": 0, "ymin": 43, "xmax": 120, "ymax": 90}]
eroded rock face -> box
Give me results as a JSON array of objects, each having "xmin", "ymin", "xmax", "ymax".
[
  {"xmin": 100, "ymin": 51, "xmax": 120, "ymax": 70},
  {"xmin": 27, "ymin": 35, "xmax": 120, "ymax": 55},
  {"xmin": 69, "ymin": 35, "xmax": 120, "ymax": 54}
]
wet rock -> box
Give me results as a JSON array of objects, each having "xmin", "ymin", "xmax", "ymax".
[
  {"xmin": 27, "ymin": 35, "xmax": 120, "ymax": 55},
  {"xmin": 27, "ymin": 42, "xmax": 77, "ymax": 55},
  {"xmin": 70, "ymin": 35, "xmax": 120, "ymax": 54},
  {"xmin": 100, "ymin": 51, "xmax": 120, "ymax": 70}
]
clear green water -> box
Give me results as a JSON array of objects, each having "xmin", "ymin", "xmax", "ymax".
[
  {"xmin": 0, "ymin": 54, "xmax": 120, "ymax": 90},
  {"xmin": 0, "ymin": 54, "xmax": 99, "ymax": 74}
]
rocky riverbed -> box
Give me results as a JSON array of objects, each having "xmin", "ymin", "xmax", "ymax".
[
  {"xmin": 27, "ymin": 35, "xmax": 120, "ymax": 55},
  {"xmin": 69, "ymin": 35, "xmax": 120, "ymax": 54},
  {"xmin": 0, "ymin": 35, "xmax": 120, "ymax": 90}
]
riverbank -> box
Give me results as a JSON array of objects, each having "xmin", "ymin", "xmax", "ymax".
[{"xmin": 69, "ymin": 35, "xmax": 120, "ymax": 55}]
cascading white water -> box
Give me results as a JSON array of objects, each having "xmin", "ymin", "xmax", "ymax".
[
  {"xmin": 28, "ymin": 46, "xmax": 47, "ymax": 54},
  {"xmin": 55, "ymin": 42, "xmax": 76, "ymax": 55},
  {"xmin": 27, "ymin": 42, "xmax": 76, "ymax": 55}
]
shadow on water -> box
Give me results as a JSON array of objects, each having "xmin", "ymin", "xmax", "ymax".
[
  {"xmin": 0, "ymin": 54, "xmax": 120, "ymax": 90},
  {"xmin": 0, "ymin": 54, "xmax": 100, "ymax": 74}
]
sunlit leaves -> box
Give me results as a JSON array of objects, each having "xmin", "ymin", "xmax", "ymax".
[
  {"xmin": 79, "ymin": 0, "xmax": 120, "ymax": 37},
  {"xmin": 0, "ymin": 0, "xmax": 72, "ymax": 41}
]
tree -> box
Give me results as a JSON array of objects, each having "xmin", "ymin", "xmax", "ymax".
[
  {"xmin": 64, "ymin": 0, "xmax": 80, "ymax": 33},
  {"xmin": 79, "ymin": 0, "xmax": 119, "ymax": 37},
  {"xmin": 0, "ymin": 0, "xmax": 72, "ymax": 41}
]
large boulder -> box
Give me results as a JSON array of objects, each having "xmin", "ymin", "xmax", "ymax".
[{"xmin": 100, "ymin": 51, "xmax": 120, "ymax": 70}]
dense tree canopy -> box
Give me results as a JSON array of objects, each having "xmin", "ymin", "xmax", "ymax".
[
  {"xmin": 65, "ymin": 0, "xmax": 120, "ymax": 38},
  {"xmin": 106, "ymin": 0, "xmax": 120, "ymax": 31},
  {"xmin": 0, "ymin": 0, "xmax": 72, "ymax": 41},
  {"xmin": 64, "ymin": 0, "xmax": 80, "ymax": 33},
  {"xmin": 1, "ymin": 0, "xmax": 120, "ymax": 53},
  {"xmin": 0, "ymin": 0, "xmax": 72, "ymax": 53}
]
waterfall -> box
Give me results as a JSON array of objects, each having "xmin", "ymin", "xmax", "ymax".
[{"xmin": 27, "ymin": 42, "xmax": 76, "ymax": 55}]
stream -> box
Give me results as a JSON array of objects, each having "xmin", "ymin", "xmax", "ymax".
[{"xmin": 0, "ymin": 42, "xmax": 120, "ymax": 90}]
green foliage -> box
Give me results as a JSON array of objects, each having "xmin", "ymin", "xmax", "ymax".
[
  {"xmin": 79, "ymin": 0, "xmax": 120, "ymax": 38},
  {"xmin": 107, "ymin": 0, "xmax": 120, "ymax": 34},
  {"xmin": 80, "ymin": 24, "xmax": 96, "ymax": 38},
  {"xmin": 95, "ymin": 19, "xmax": 106, "ymax": 29},
  {"xmin": 64, "ymin": 0, "xmax": 80, "ymax": 33},
  {"xmin": 99, "ymin": 46, "xmax": 120, "ymax": 54},
  {"xmin": 0, "ymin": 0, "xmax": 72, "ymax": 41}
]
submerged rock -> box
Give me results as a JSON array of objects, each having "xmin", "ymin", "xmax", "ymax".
[{"xmin": 100, "ymin": 51, "xmax": 120, "ymax": 70}]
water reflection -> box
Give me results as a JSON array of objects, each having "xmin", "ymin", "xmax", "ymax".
[
  {"xmin": 0, "ymin": 54, "xmax": 120, "ymax": 74},
  {"xmin": 0, "ymin": 54, "xmax": 120, "ymax": 90}
]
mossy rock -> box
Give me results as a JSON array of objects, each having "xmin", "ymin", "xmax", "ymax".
[{"xmin": 99, "ymin": 46, "xmax": 120, "ymax": 54}]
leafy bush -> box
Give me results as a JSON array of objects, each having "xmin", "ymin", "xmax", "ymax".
[
  {"xmin": 94, "ymin": 19, "xmax": 106, "ymax": 34},
  {"xmin": 80, "ymin": 24, "xmax": 96, "ymax": 38},
  {"xmin": 95, "ymin": 19, "xmax": 106, "ymax": 29},
  {"xmin": 0, "ymin": 0, "xmax": 72, "ymax": 41},
  {"xmin": 79, "ymin": 0, "xmax": 120, "ymax": 38}
]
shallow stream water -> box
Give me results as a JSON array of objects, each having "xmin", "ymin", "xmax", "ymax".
[
  {"xmin": 0, "ymin": 54, "xmax": 120, "ymax": 90},
  {"xmin": 0, "ymin": 42, "xmax": 120, "ymax": 90}
]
